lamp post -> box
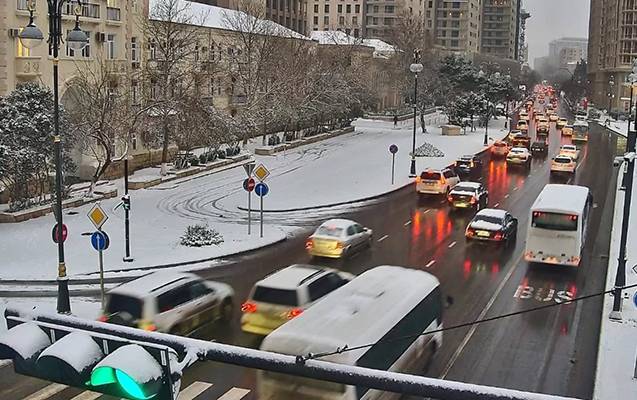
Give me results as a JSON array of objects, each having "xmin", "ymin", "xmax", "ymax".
[
  {"xmin": 608, "ymin": 75, "xmax": 615, "ymax": 113},
  {"xmin": 611, "ymin": 61, "xmax": 637, "ymax": 318},
  {"xmin": 409, "ymin": 49, "xmax": 423, "ymax": 178},
  {"xmin": 19, "ymin": 0, "xmax": 89, "ymax": 314}
]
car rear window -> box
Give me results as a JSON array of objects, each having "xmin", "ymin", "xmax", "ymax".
[
  {"xmin": 106, "ymin": 294, "xmax": 143, "ymax": 320},
  {"xmin": 456, "ymin": 160, "xmax": 471, "ymax": 166},
  {"xmin": 474, "ymin": 215, "xmax": 503, "ymax": 225},
  {"xmin": 555, "ymin": 157, "xmax": 572, "ymax": 164},
  {"xmin": 252, "ymin": 286, "xmax": 299, "ymax": 306},
  {"xmin": 420, "ymin": 171, "xmax": 441, "ymax": 180},
  {"xmin": 315, "ymin": 226, "xmax": 344, "ymax": 237}
]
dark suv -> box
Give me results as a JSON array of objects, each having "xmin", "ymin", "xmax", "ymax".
[
  {"xmin": 530, "ymin": 140, "xmax": 547, "ymax": 155},
  {"xmin": 454, "ymin": 155, "xmax": 483, "ymax": 177}
]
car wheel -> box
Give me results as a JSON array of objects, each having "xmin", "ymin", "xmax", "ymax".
[{"xmin": 220, "ymin": 298, "xmax": 234, "ymax": 322}]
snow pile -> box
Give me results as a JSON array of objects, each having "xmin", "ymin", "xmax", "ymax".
[
  {"xmin": 412, "ymin": 143, "xmax": 445, "ymax": 157},
  {"xmin": 180, "ymin": 224, "xmax": 224, "ymax": 247}
]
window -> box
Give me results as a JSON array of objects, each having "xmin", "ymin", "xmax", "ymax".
[
  {"xmin": 105, "ymin": 294, "xmax": 143, "ymax": 320},
  {"xmin": 352, "ymin": 16, "xmax": 358, "ymax": 24},
  {"xmin": 451, "ymin": 39, "xmax": 459, "ymax": 47},
  {"xmin": 384, "ymin": 17, "xmax": 393, "ymax": 25},
  {"xmin": 373, "ymin": 5, "xmax": 379, "ymax": 12},
  {"xmin": 308, "ymin": 274, "xmax": 345, "ymax": 301},
  {"xmin": 314, "ymin": 15, "xmax": 318, "ymax": 24},
  {"xmin": 67, "ymin": 30, "xmax": 90, "ymax": 58},
  {"xmin": 314, "ymin": 3, "xmax": 318, "ymax": 12},
  {"xmin": 324, "ymin": 4, "xmax": 329, "ymax": 12},
  {"xmin": 355, "ymin": 4, "xmax": 360, "ymax": 13},
  {"xmin": 189, "ymin": 282, "xmax": 212, "ymax": 300},
  {"xmin": 339, "ymin": 16, "xmax": 345, "ymax": 24},
  {"xmin": 130, "ymin": 36, "xmax": 138, "ymax": 61},
  {"xmin": 252, "ymin": 286, "xmax": 299, "ymax": 306},
  {"xmin": 354, "ymin": 28, "xmax": 359, "ymax": 37},
  {"xmin": 131, "ymin": 80, "xmax": 139, "ymax": 105},
  {"xmin": 338, "ymin": 4, "xmax": 342, "ymax": 12},
  {"xmin": 17, "ymin": 0, "xmax": 32, "ymax": 11},
  {"xmin": 324, "ymin": 15, "xmax": 329, "ymax": 24},
  {"xmin": 385, "ymin": 5, "xmax": 394, "ymax": 13},
  {"xmin": 149, "ymin": 39, "xmax": 156, "ymax": 60},
  {"xmin": 16, "ymin": 29, "xmax": 30, "ymax": 57},
  {"xmin": 532, "ymin": 212, "xmax": 578, "ymax": 231},
  {"xmin": 346, "ymin": 4, "xmax": 351, "ymax": 13},
  {"xmin": 157, "ymin": 285, "xmax": 194, "ymax": 313},
  {"xmin": 105, "ymin": 34, "xmax": 116, "ymax": 59}
]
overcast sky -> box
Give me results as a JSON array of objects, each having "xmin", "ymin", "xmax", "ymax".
[{"xmin": 524, "ymin": 0, "xmax": 590, "ymax": 67}]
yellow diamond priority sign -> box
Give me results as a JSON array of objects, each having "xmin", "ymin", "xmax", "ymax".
[
  {"xmin": 87, "ymin": 203, "xmax": 108, "ymax": 230},
  {"xmin": 253, "ymin": 163, "xmax": 270, "ymax": 181}
]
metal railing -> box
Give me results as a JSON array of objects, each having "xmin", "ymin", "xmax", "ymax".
[{"xmin": 63, "ymin": 2, "xmax": 100, "ymax": 18}]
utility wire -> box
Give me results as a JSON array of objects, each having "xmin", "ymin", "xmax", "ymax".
[{"xmin": 298, "ymin": 282, "xmax": 637, "ymax": 363}]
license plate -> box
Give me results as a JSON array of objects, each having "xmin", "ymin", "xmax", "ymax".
[{"xmin": 477, "ymin": 231, "xmax": 491, "ymax": 237}]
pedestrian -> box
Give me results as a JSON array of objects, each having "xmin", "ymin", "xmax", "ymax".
[
  {"xmin": 420, "ymin": 112, "xmax": 426, "ymax": 133},
  {"xmin": 393, "ymin": 114, "xmax": 398, "ymax": 127}
]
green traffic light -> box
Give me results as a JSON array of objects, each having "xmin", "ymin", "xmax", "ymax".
[
  {"xmin": 90, "ymin": 366, "xmax": 116, "ymax": 386},
  {"xmin": 90, "ymin": 367, "xmax": 156, "ymax": 400}
]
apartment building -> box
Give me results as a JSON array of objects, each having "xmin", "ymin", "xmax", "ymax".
[
  {"xmin": 587, "ymin": 0, "xmax": 636, "ymax": 111},
  {"xmin": 307, "ymin": 0, "xmax": 364, "ymax": 37},
  {"xmin": 434, "ymin": 0, "xmax": 482, "ymax": 55},
  {"xmin": 480, "ymin": 0, "xmax": 518, "ymax": 60}
]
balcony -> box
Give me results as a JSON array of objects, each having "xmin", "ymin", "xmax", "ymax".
[
  {"xmin": 16, "ymin": 0, "xmax": 33, "ymax": 11},
  {"xmin": 106, "ymin": 7, "xmax": 121, "ymax": 21},
  {"xmin": 62, "ymin": 2, "xmax": 100, "ymax": 19},
  {"xmin": 15, "ymin": 57, "xmax": 42, "ymax": 78}
]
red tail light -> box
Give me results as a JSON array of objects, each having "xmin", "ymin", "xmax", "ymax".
[
  {"xmin": 447, "ymin": 195, "xmax": 454, "ymax": 202},
  {"xmin": 98, "ymin": 315, "xmax": 108, "ymax": 322},
  {"xmin": 416, "ymin": 176, "xmax": 422, "ymax": 183},
  {"xmin": 143, "ymin": 323, "xmax": 157, "ymax": 332},
  {"xmin": 241, "ymin": 302, "xmax": 257, "ymax": 313},
  {"xmin": 466, "ymin": 228, "xmax": 475, "ymax": 237},
  {"xmin": 305, "ymin": 239, "xmax": 313, "ymax": 249},
  {"xmin": 470, "ymin": 197, "xmax": 477, "ymax": 205},
  {"xmin": 494, "ymin": 232, "xmax": 503, "ymax": 241},
  {"xmin": 287, "ymin": 308, "xmax": 303, "ymax": 319},
  {"xmin": 440, "ymin": 176, "xmax": 446, "ymax": 184}
]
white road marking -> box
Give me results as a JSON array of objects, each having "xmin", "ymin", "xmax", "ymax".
[
  {"xmin": 494, "ymin": 202, "xmax": 500, "ymax": 208},
  {"xmin": 513, "ymin": 187, "xmax": 519, "ymax": 191},
  {"xmin": 69, "ymin": 391, "xmax": 102, "ymax": 400},
  {"xmin": 448, "ymin": 241, "xmax": 457, "ymax": 248},
  {"xmin": 404, "ymin": 220, "xmax": 412, "ymax": 226},
  {"xmin": 217, "ymin": 387, "xmax": 251, "ymax": 400},
  {"xmin": 505, "ymin": 194, "xmax": 510, "ymax": 198},
  {"xmin": 423, "ymin": 209, "xmax": 431, "ymax": 214},
  {"xmin": 425, "ymin": 259, "xmax": 436, "ymax": 268},
  {"xmin": 377, "ymin": 234, "xmax": 389, "ymax": 242},
  {"xmin": 440, "ymin": 252, "xmax": 523, "ymax": 379},
  {"xmin": 23, "ymin": 384, "xmax": 67, "ymax": 400},
  {"xmin": 177, "ymin": 382, "xmax": 214, "ymax": 400}
]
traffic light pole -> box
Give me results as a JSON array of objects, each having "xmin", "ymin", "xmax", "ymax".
[{"xmin": 123, "ymin": 157, "xmax": 133, "ymax": 262}]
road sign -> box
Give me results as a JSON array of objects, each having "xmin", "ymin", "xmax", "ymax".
[
  {"xmin": 255, "ymin": 182, "xmax": 269, "ymax": 197},
  {"xmin": 243, "ymin": 162, "xmax": 256, "ymax": 177},
  {"xmin": 91, "ymin": 231, "xmax": 110, "ymax": 251},
  {"xmin": 52, "ymin": 223, "xmax": 68, "ymax": 244},
  {"xmin": 389, "ymin": 144, "xmax": 398, "ymax": 154},
  {"xmin": 253, "ymin": 164, "xmax": 270, "ymax": 181},
  {"xmin": 243, "ymin": 177, "xmax": 256, "ymax": 192},
  {"xmin": 87, "ymin": 203, "xmax": 108, "ymax": 230},
  {"xmin": 633, "ymin": 291, "xmax": 637, "ymax": 309}
]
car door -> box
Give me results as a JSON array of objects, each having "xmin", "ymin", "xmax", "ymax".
[
  {"xmin": 345, "ymin": 224, "xmax": 360, "ymax": 250},
  {"xmin": 188, "ymin": 281, "xmax": 219, "ymax": 324},
  {"xmin": 156, "ymin": 285, "xmax": 194, "ymax": 333},
  {"xmin": 353, "ymin": 223, "xmax": 369, "ymax": 247},
  {"xmin": 480, "ymin": 184, "xmax": 488, "ymax": 206}
]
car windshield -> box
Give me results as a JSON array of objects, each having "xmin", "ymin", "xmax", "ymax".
[
  {"xmin": 473, "ymin": 215, "xmax": 503, "ymax": 225},
  {"xmin": 457, "ymin": 159, "xmax": 472, "ymax": 166},
  {"xmin": 420, "ymin": 171, "xmax": 441, "ymax": 180},
  {"xmin": 252, "ymin": 286, "xmax": 299, "ymax": 306},
  {"xmin": 105, "ymin": 294, "xmax": 143, "ymax": 320},
  {"xmin": 453, "ymin": 185, "xmax": 477, "ymax": 193},
  {"xmin": 315, "ymin": 226, "xmax": 344, "ymax": 237}
]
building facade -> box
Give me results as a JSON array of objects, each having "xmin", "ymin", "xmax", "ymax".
[
  {"xmin": 306, "ymin": 0, "xmax": 364, "ymax": 37},
  {"xmin": 480, "ymin": 0, "xmax": 519, "ymax": 60},
  {"xmin": 434, "ymin": 0, "xmax": 482, "ymax": 55}
]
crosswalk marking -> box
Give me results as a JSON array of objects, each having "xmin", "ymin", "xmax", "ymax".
[
  {"xmin": 69, "ymin": 391, "xmax": 102, "ymax": 400},
  {"xmin": 23, "ymin": 383, "xmax": 67, "ymax": 400},
  {"xmin": 177, "ymin": 382, "xmax": 213, "ymax": 400},
  {"xmin": 217, "ymin": 388, "xmax": 250, "ymax": 400}
]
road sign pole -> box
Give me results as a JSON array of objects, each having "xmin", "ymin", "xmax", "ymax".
[
  {"xmin": 248, "ymin": 190, "xmax": 252, "ymax": 235},
  {"xmin": 260, "ymin": 194, "xmax": 264, "ymax": 238},
  {"xmin": 99, "ymin": 246, "xmax": 105, "ymax": 312},
  {"xmin": 391, "ymin": 153, "xmax": 396, "ymax": 185}
]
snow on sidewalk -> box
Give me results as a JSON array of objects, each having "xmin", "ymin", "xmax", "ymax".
[
  {"xmin": 0, "ymin": 116, "xmax": 505, "ymax": 281},
  {"xmin": 593, "ymin": 163, "xmax": 637, "ymax": 399}
]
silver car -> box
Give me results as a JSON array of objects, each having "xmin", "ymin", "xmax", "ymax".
[
  {"xmin": 306, "ymin": 218, "xmax": 373, "ymax": 259},
  {"xmin": 100, "ymin": 271, "xmax": 234, "ymax": 335}
]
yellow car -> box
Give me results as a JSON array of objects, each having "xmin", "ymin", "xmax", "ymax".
[
  {"xmin": 556, "ymin": 118, "xmax": 568, "ymax": 129},
  {"xmin": 549, "ymin": 114, "xmax": 559, "ymax": 122},
  {"xmin": 306, "ymin": 219, "xmax": 373, "ymax": 258},
  {"xmin": 562, "ymin": 125, "xmax": 574, "ymax": 136},
  {"xmin": 519, "ymin": 112, "xmax": 530, "ymax": 121},
  {"xmin": 517, "ymin": 120, "xmax": 529, "ymax": 132},
  {"xmin": 240, "ymin": 265, "xmax": 353, "ymax": 335}
]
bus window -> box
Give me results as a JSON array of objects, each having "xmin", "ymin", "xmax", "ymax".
[{"xmin": 532, "ymin": 211, "xmax": 578, "ymax": 231}]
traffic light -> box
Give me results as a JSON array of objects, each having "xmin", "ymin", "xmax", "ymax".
[
  {"xmin": 122, "ymin": 194, "xmax": 131, "ymax": 211},
  {"xmin": 0, "ymin": 312, "xmax": 182, "ymax": 400}
]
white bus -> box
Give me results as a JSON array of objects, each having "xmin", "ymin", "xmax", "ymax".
[
  {"xmin": 258, "ymin": 266, "xmax": 443, "ymax": 400},
  {"xmin": 525, "ymin": 184, "xmax": 592, "ymax": 267},
  {"xmin": 572, "ymin": 121, "xmax": 589, "ymax": 142}
]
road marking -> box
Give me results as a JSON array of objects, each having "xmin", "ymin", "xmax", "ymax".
[
  {"xmin": 505, "ymin": 194, "xmax": 510, "ymax": 198},
  {"xmin": 404, "ymin": 220, "xmax": 412, "ymax": 226},
  {"xmin": 440, "ymin": 252, "xmax": 524, "ymax": 379},
  {"xmin": 217, "ymin": 387, "xmax": 251, "ymax": 400},
  {"xmin": 23, "ymin": 384, "xmax": 67, "ymax": 400},
  {"xmin": 423, "ymin": 209, "xmax": 431, "ymax": 214},
  {"xmin": 448, "ymin": 241, "xmax": 457, "ymax": 248},
  {"xmin": 425, "ymin": 259, "xmax": 436, "ymax": 268},
  {"xmin": 513, "ymin": 187, "xmax": 519, "ymax": 191},
  {"xmin": 494, "ymin": 202, "xmax": 500, "ymax": 208},
  {"xmin": 178, "ymin": 382, "xmax": 214, "ymax": 400},
  {"xmin": 70, "ymin": 391, "xmax": 102, "ymax": 400},
  {"xmin": 377, "ymin": 234, "xmax": 389, "ymax": 242},
  {"xmin": 440, "ymin": 200, "xmax": 446, "ymax": 205}
]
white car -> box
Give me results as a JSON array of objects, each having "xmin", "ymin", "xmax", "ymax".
[
  {"xmin": 101, "ymin": 272, "xmax": 234, "ymax": 335},
  {"xmin": 559, "ymin": 144, "xmax": 580, "ymax": 160},
  {"xmin": 551, "ymin": 155, "xmax": 576, "ymax": 174},
  {"xmin": 306, "ymin": 218, "xmax": 373, "ymax": 258},
  {"xmin": 506, "ymin": 147, "xmax": 531, "ymax": 168},
  {"xmin": 416, "ymin": 168, "xmax": 460, "ymax": 196}
]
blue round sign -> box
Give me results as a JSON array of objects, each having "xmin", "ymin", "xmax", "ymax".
[
  {"xmin": 633, "ymin": 291, "xmax": 637, "ymax": 309},
  {"xmin": 389, "ymin": 144, "xmax": 398, "ymax": 154},
  {"xmin": 255, "ymin": 182, "xmax": 269, "ymax": 197},
  {"xmin": 91, "ymin": 231, "xmax": 110, "ymax": 251}
]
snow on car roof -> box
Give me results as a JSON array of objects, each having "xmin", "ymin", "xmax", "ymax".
[
  {"xmin": 260, "ymin": 266, "xmax": 440, "ymax": 362},
  {"xmin": 319, "ymin": 218, "xmax": 355, "ymax": 229},
  {"xmin": 476, "ymin": 208, "xmax": 507, "ymax": 219},
  {"xmin": 257, "ymin": 264, "xmax": 325, "ymax": 290},
  {"xmin": 532, "ymin": 184, "xmax": 590, "ymax": 215},
  {"xmin": 561, "ymin": 145, "xmax": 577, "ymax": 149},
  {"xmin": 109, "ymin": 271, "xmax": 198, "ymax": 297},
  {"xmin": 452, "ymin": 182, "xmax": 481, "ymax": 190},
  {"xmin": 510, "ymin": 147, "xmax": 527, "ymax": 152}
]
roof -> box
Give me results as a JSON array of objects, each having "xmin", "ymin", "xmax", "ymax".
[
  {"xmin": 319, "ymin": 218, "xmax": 356, "ymax": 229},
  {"xmin": 531, "ymin": 184, "xmax": 590, "ymax": 214},
  {"xmin": 309, "ymin": 31, "xmax": 395, "ymax": 57},
  {"xmin": 109, "ymin": 271, "xmax": 197, "ymax": 297},
  {"xmin": 453, "ymin": 182, "xmax": 481, "ymax": 190},
  {"xmin": 149, "ymin": 0, "xmax": 310, "ymax": 40},
  {"xmin": 476, "ymin": 208, "xmax": 507, "ymax": 219},
  {"xmin": 256, "ymin": 265, "xmax": 325, "ymax": 290},
  {"xmin": 260, "ymin": 266, "xmax": 440, "ymax": 362}
]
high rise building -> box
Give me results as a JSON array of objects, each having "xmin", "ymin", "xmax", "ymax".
[
  {"xmin": 434, "ymin": 0, "xmax": 482, "ymax": 55},
  {"xmin": 307, "ymin": 0, "xmax": 363, "ymax": 37},
  {"xmin": 549, "ymin": 37, "xmax": 587, "ymax": 66},
  {"xmin": 587, "ymin": 0, "xmax": 636, "ymax": 111},
  {"xmin": 480, "ymin": 0, "xmax": 519, "ymax": 60},
  {"xmin": 517, "ymin": 8, "xmax": 530, "ymax": 63}
]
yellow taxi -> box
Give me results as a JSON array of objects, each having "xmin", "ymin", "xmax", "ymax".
[
  {"xmin": 549, "ymin": 113, "xmax": 559, "ymax": 122},
  {"xmin": 562, "ymin": 125, "xmax": 574, "ymax": 136},
  {"xmin": 556, "ymin": 118, "xmax": 568, "ymax": 129},
  {"xmin": 516, "ymin": 120, "xmax": 529, "ymax": 132}
]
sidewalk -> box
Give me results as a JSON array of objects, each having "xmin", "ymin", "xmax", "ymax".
[
  {"xmin": 593, "ymin": 145, "xmax": 637, "ymax": 398},
  {"xmin": 0, "ymin": 116, "xmax": 506, "ymax": 282}
]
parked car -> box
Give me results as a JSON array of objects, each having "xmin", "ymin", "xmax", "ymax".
[
  {"xmin": 491, "ymin": 140, "xmax": 510, "ymax": 158},
  {"xmin": 447, "ymin": 182, "xmax": 489, "ymax": 211},
  {"xmin": 306, "ymin": 219, "xmax": 373, "ymax": 259},
  {"xmin": 465, "ymin": 208, "xmax": 518, "ymax": 245},
  {"xmin": 506, "ymin": 147, "xmax": 532, "ymax": 169},
  {"xmin": 454, "ymin": 155, "xmax": 483, "ymax": 176},
  {"xmin": 530, "ymin": 140, "xmax": 548, "ymax": 155},
  {"xmin": 416, "ymin": 168, "xmax": 460, "ymax": 196},
  {"xmin": 240, "ymin": 265, "xmax": 354, "ymax": 335},
  {"xmin": 550, "ymin": 155, "xmax": 577, "ymax": 175},
  {"xmin": 100, "ymin": 272, "xmax": 234, "ymax": 335}
]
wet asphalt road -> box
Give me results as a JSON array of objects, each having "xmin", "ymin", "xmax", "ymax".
[{"xmin": 0, "ymin": 103, "xmax": 621, "ymax": 400}]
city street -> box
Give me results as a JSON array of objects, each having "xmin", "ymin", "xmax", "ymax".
[{"xmin": 0, "ymin": 103, "xmax": 621, "ymax": 399}]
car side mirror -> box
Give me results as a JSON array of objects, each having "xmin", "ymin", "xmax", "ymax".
[{"xmin": 445, "ymin": 296, "xmax": 454, "ymax": 308}]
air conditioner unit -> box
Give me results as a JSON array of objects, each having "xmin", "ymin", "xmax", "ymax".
[
  {"xmin": 95, "ymin": 32, "xmax": 106, "ymax": 42},
  {"xmin": 8, "ymin": 28, "xmax": 20, "ymax": 38}
]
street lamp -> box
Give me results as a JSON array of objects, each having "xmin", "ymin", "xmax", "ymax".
[
  {"xmin": 608, "ymin": 75, "xmax": 615, "ymax": 113},
  {"xmin": 611, "ymin": 60, "xmax": 637, "ymax": 318},
  {"xmin": 409, "ymin": 49, "xmax": 423, "ymax": 178},
  {"xmin": 19, "ymin": 0, "xmax": 89, "ymax": 314}
]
